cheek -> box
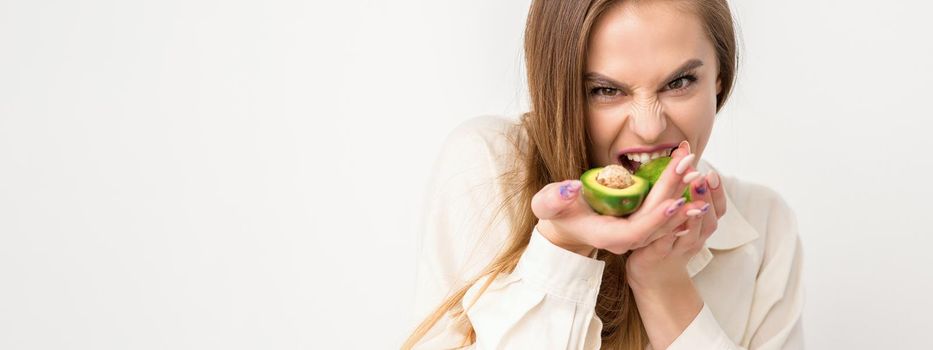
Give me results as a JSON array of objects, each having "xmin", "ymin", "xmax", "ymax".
[
  {"xmin": 586, "ymin": 107, "xmax": 626, "ymax": 162},
  {"xmin": 665, "ymin": 88, "xmax": 717, "ymax": 127},
  {"xmin": 665, "ymin": 99, "xmax": 714, "ymax": 124},
  {"xmin": 664, "ymin": 93, "xmax": 717, "ymax": 153},
  {"xmin": 587, "ymin": 107, "xmax": 625, "ymax": 142}
]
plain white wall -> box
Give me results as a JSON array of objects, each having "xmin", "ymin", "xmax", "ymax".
[{"xmin": 1, "ymin": 0, "xmax": 931, "ymax": 349}]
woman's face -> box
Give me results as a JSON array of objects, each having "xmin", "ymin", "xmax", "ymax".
[{"xmin": 585, "ymin": 1, "xmax": 722, "ymax": 171}]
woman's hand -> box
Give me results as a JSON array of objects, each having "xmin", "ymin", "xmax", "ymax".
[
  {"xmin": 531, "ymin": 142, "xmax": 706, "ymax": 257},
  {"xmin": 619, "ymin": 145, "xmax": 727, "ymax": 350},
  {"xmin": 625, "ymin": 144, "xmax": 727, "ymax": 291}
]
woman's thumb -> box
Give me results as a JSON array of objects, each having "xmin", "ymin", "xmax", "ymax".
[{"xmin": 532, "ymin": 180, "xmax": 582, "ymax": 220}]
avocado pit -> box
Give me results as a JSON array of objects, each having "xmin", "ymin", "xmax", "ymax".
[{"xmin": 596, "ymin": 164, "xmax": 635, "ymax": 189}]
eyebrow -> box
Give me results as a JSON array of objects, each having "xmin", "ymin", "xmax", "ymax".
[{"xmin": 584, "ymin": 58, "xmax": 704, "ymax": 90}]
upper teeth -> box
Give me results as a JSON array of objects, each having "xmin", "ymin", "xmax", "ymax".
[{"xmin": 625, "ymin": 148, "xmax": 673, "ymax": 163}]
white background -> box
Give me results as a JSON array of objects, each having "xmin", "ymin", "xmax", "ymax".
[{"xmin": 1, "ymin": 0, "xmax": 932, "ymax": 349}]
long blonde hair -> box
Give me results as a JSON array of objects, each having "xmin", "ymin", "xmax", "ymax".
[{"xmin": 403, "ymin": 0, "xmax": 738, "ymax": 348}]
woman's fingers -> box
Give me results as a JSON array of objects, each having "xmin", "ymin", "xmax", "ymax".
[
  {"xmin": 533, "ymin": 179, "xmax": 688, "ymax": 255},
  {"xmin": 693, "ymin": 177, "xmax": 719, "ymax": 242},
  {"xmin": 643, "ymin": 227, "xmax": 679, "ymax": 258},
  {"xmin": 672, "ymin": 200, "xmax": 706, "ymax": 252},
  {"xmin": 531, "ymin": 170, "xmax": 723, "ymax": 256},
  {"xmin": 630, "ymin": 197, "xmax": 688, "ymax": 248},
  {"xmin": 707, "ymin": 170, "xmax": 727, "ymax": 219},
  {"xmin": 652, "ymin": 198, "xmax": 703, "ymax": 240},
  {"xmin": 531, "ymin": 180, "xmax": 582, "ymax": 220},
  {"xmin": 593, "ymin": 197, "xmax": 688, "ymax": 253},
  {"xmin": 673, "ymin": 176, "xmax": 719, "ymax": 253}
]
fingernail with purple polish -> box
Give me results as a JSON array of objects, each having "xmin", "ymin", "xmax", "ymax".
[
  {"xmin": 559, "ymin": 184, "xmax": 571, "ymax": 199},
  {"xmin": 665, "ymin": 198, "xmax": 687, "ymax": 216},
  {"xmin": 559, "ymin": 181, "xmax": 580, "ymax": 200},
  {"xmin": 695, "ymin": 183, "xmax": 707, "ymax": 195},
  {"xmin": 700, "ymin": 203, "xmax": 711, "ymax": 213}
]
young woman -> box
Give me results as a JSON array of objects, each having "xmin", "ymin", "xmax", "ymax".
[{"xmin": 404, "ymin": 0, "xmax": 804, "ymax": 349}]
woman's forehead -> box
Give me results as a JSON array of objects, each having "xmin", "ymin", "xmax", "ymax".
[{"xmin": 586, "ymin": 1, "xmax": 715, "ymax": 81}]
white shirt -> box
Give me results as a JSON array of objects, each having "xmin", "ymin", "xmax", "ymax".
[{"xmin": 410, "ymin": 115, "xmax": 805, "ymax": 349}]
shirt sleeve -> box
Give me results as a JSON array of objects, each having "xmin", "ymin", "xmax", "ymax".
[
  {"xmin": 667, "ymin": 192, "xmax": 805, "ymax": 350},
  {"xmin": 409, "ymin": 117, "xmax": 607, "ymax": 349},
  {"xmin": 410, "ymin": 118, "xmax": 516, "ymax": 333},
  {"xmin": 415, "ymin": 227, "xmax": 607, "ymax": 349}
]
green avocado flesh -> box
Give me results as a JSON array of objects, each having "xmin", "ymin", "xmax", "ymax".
[
  {"xmin": 580, "ymin": 168, "xmax": 649, "ymax": 216},
  {"xmin": 581, "ymin": 156, "xmax": 692, "ymax": 217},
  {"xmin": 634, "ymin": 157, "xmax": 693, "ymax": 203}
]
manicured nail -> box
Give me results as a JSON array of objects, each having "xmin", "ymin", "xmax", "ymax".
[
  {"xmin": 682, "ymin": 171, "xmax": 701, "ymax": 184},
  {"xmin": 569, "ymin": 180, "xmax": 582, "ymax": 191},
  {"xmin": 678, "ymin": 140, "xmax": 691, "ymax": 154},
  {"xmin": 686, "ymin": 208, "xmax": 703, "ymax": 217},
  {"xmin": 559, "ymin": 183, "xmax": 572, "ymax": 199},
  {"xmin": 675, "ymin": 154, "xmax": 696, "ymax": 175},
  {"xmin": 695, "ymin": 183, "xmax": 707, "ymax": 195},
  {"xmin": 675, "ymin": 229, "xmax": 691, "ymax": 237},
  {"xmin": 559, "ymin": 181, "xmax": 581, "ymax": 199},
  {"xmin": 700, "ymin": 203, "xmax": 711, "ymax": 213},
  {"xmin": 707, "ymin": 170, "xmax": 721, "ymax": 190},
  {"xmin": 665, "ymin": 197, "xmax": 687, "ymax": 216}
]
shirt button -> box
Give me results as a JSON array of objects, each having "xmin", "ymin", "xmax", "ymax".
[{"xmin": 587, "ymin": 278, "xmax": 598, "ymax": 288}]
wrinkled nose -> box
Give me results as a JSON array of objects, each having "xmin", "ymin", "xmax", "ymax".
[{"xmin": 630, "ymin": 96, "xmax": 667, "ymax": 143}]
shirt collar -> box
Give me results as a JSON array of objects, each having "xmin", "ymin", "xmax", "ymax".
[{"xmin": 686, "ymin": 158, "xmax": 761, "ymax": 277}]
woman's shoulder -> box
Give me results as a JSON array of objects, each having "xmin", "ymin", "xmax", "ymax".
[
  {"xmin": 425, "ymin": 114, "xmax": 527, "ymax": 209},
  {"xmin": 432, "ymin": 114, "xmax": 527, "ymax": 177},
  {"xmin": 440, "ymin": 114, "xmax": 525, "ymax": 157}
]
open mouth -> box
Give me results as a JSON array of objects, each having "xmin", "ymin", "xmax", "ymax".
[{"xmin": 618, "ymin": 147, "xmax": 677, "ymax": 173}]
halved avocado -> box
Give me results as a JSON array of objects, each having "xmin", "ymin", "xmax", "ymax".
[
  {"xmin": 580, "ymin": 167, "xmax": 650, "ymax": 216},
  {"xmin": 580, "ymin": 157, "xmax": 695, "ymax": 216},
  {"xmin": 634, "ymin": 156, "xmax": 693, "ymax": 202}
]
